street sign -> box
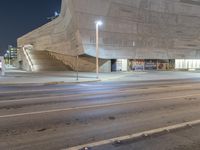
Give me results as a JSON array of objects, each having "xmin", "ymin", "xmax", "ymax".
[{"xmin": 0, "ymin": 56, "xmax": 5, "ymax": 76}]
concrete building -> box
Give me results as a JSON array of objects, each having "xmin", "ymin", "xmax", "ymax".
[{"xmin": 17, "ymin": 0, "xmax": 200, "ymax": 72}]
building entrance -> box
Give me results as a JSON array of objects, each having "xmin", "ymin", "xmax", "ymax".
[{"xmin": 111, "ymin": 59, "xmax": 128, "ymax": 72}]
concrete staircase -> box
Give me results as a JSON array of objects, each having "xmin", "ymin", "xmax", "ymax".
[{"xmin": 26, "ymin": 50, "xmax": 72, "ymax": 71}]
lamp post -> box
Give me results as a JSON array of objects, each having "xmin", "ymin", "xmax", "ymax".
[
  {"xmin": 76, "ymin": 55, "xmax": 79, "ymax": 81},
  {"xmin": 8, "ymin": 45, "xmax": 12, "ymax": 65},
  {"xmin": 7, "ymin": 50, "xmax": 10, "ymax": 65},
  {"xmin": 95, "ymin": 20, "xmax": 103, "ymax": 79}
]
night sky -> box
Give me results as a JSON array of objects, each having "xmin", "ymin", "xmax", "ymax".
[{"xmin": 0, "ymin": 0, "xmax": 61, "ymax": 55}]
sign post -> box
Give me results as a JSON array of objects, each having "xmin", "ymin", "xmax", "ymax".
[{"xmin": 0, "ymin": 56, "xmax": 5, "ymax": 76}]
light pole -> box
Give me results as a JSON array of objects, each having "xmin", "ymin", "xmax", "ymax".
[
  {"xmin": 7, "ymin": 50, "xmax": 10, "ymax": 65},
  {"xmin": 76, "ymin": 55, "xmax": 79, "ymax": 81},
  {"xmin": 95, "ymin": 20, "xmax": 103, "ymax": 79}
]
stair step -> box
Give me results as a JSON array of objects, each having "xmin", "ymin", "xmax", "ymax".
[
  {"xmin": 32, "ymin": 60, "xmax": 65, "ymax": 65},
  {"xmin": 25, "ymin": 50, "xmax": 71, "ymax": 71}
]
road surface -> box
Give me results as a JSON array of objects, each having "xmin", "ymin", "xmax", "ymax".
[{"xmin": 0, "ymin": 76, "xmax": 200, "ymax": 150}]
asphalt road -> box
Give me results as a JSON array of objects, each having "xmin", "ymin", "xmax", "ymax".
[
  {"xmin": 0, "ymin": 77, "xmax": 200, "ymax": 150},
  {"xmin": 93, "ymin": 124, "xmax": 200, "ymax": 150}
]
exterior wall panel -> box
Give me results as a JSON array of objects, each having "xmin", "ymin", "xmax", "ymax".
[{"xmin": 17, "ymin": 0, "xmax": 200, "ymax": 61}]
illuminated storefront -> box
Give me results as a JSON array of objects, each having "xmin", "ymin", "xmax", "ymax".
[
  {"xmin": 175, "ymin": 59, "xmax": 200, "ymax": 70},
  {"xmin": 128, "ymin": 59, "xmax": 175, "ymax": 71}
]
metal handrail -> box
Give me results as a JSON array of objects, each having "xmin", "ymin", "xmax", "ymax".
[{"xmin": 22, "ymin": 46, "xmax": 34, "ymax": 71}]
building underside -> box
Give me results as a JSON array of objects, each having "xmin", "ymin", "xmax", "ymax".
[{"xmin": 17, "ymin": 0, "xmax": 200, "ymax": 72}]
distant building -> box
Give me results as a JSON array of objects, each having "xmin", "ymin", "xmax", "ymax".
[
  {"xmin": 4, "ymin": 45, "xmax": 17, "ymax": 65},
  {"xmin": 17, "ymin": 0, "xmax": 200, "ymax": 72}
]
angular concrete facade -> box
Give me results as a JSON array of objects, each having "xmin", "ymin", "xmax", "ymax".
[{"xmin": 17, "ymin": 0, "xmax": 200, "ymax": 71}]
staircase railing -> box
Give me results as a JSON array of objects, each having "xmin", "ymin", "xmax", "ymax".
[{"xmin": 22, "ymin": 45, "xmax": 34, "ymax": 71}]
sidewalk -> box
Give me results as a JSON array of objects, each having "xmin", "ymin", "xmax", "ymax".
[
  {"xmin": 1, "ymin": 68, "xmax": 200, "ymax": 85},
  {"xmin": 0, "ymin": 68, "xmax": 132, "ymax": 85}
]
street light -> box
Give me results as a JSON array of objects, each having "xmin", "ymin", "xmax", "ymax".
[
  {"xmin": 95, "ymin": 20, "xmax": 103, "ymax": 79},
  {"xmin": 76, "ymin": 55, "xmax": 79, "ymax": 81}
]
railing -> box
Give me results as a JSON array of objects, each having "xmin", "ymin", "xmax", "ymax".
[{"xmin": 22, "ymin": 45, "xmax": 34, "ymax": 71}]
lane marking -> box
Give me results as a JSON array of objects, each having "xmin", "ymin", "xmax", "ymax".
[
  {"xmin": 0, "ymin": 85, "xmax": 194, "ymax": 104},
  {"xmin": 64, "ymin": 119, "xmax": 200, "ymax": 150},
  {"xmin": 0, "ymin": 93, "xmax": 200, "ymax": 118}
]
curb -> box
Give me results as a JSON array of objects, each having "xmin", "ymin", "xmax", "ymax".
[
  {"xmin": 65, "ymin": 119, "xmax": 200, "ymax": 150},
  {"xmin": 44, "ymin": 79, "xmax": 101, "ymax": 85},
  {"xmin": 0, "ymin": 83, "xmax": 44, "ymax": 86},
  {"xmin": 0, "ymin": 79, "xmax": 101, "ymax": 86}
]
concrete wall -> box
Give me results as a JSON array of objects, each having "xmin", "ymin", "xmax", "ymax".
[
  {"xmin": 18, "ymin": 0, "xmax": 84, "ymax": 56},
  {"xmin": 48, "ymin": 52, "xmax": 111, "ymax": 72},
  {"xmin": 17, "ymin": 0, "xmax": 200, "ymax": 71},
  {"xmin": 74, "ymin": 0, "xmax": 200, "ymax": 59}
]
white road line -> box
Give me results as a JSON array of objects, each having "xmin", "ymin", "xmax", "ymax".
[
  {"xmin": 0, "ymin": 85, "xmax": 193, "ymax": 104},
  {"xmin": 64, "ymin": 119, "xmax": 200, "ymax": 150},
  {"xmin": 79, "ymin": 84, "xmax": 102, "ymax": 87},
  {"xmin": 0, "ymin": 93, "xmax": 200, "ymax": 118}
]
